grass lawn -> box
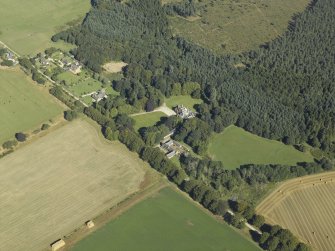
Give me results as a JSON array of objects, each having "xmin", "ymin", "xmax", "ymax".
[
  {"xmin": 0, "ymin": 69, "xmax": 62, "ymax": 144},
  {"xmin": 133, "ymin": 111, "xmax": 167, "ymax": 131},
  {"xmin": 0, "ymin": 0, "xmax": 90, "ymax": 55},
  {"xmin": 169, "ymin": 0, "xmax": 309, "ymax": 54},
  {"xmin": 57, "ymin": 71, "xmax": 118, "ymax": 101},
  {"xmin": 208, "ymin": 126, "xmax": 313, "ymax": 169},
  {"xmin": 70, "ymin": 188, "xmax": 261, "ymax": 251},
  {"xmin": 165, "ymin": 95, "xmax": 202, "ymax": 112}
]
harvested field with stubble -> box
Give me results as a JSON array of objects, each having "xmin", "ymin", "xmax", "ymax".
[
  {"xmin": 257, "ymin": 172, "xmax": 335, "ymax": 251},
  {"xmin": 0, "ymin": 119, "xmax": 148, "ymax": 251}
]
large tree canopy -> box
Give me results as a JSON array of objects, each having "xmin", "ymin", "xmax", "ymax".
[{"xmin": 53, "ymin": 0, "xmax": 335, "ymax": 155}]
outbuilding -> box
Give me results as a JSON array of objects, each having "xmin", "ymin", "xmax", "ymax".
[{"xmin": 166, "ymin": 150, "xmax": 176, "ymax": 159}]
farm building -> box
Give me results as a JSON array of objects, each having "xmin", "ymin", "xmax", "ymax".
[
  {"xmin": 92, "ymin": 89, "xmax": 107, "ymax": 102},
  {"xmin": 162, "ymin": 139, "xmax": 174, "ymax": 149},
  {"xmin": 50, "ymin": 239, "xmax": 65, "ymax": 251},
  {"xmin": 166, "ymin": 150, "xmax": 176, "ymax": 159}
]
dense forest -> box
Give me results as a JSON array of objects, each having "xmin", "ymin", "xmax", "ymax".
[{"xmin": 53, "ymin": 0, "xmax": 334, "ymax": 156}]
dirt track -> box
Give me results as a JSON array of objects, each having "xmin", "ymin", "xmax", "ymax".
[{"xmin": 257, "ymin": 172, "xmax": 335, "ymax": 251}]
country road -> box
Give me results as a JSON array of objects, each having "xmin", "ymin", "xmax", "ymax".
[{"xmin": 0, "ymin": 40, "xmax": 88, "ymax": 108}]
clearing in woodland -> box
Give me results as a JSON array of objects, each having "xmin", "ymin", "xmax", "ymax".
[
  {"xmin": 208, "ymin": 126, "xmax": 313, "ymax": 169},
  {"xmin": 257, "ymin": 172, "xmax": 335, "ymax": 251},
  {"xmin": 0, "ymin": 119, "xmax": 148, "ymax": 251},
  {"xmin": 165, "ymin": 95, "xmax": 202, "ymax": 112},
  {"xmin": 169, "ymin": 0, "xmax": 310, "ymax": 54},
  {"xmin": 133, "ymin": 111, "xmax": 167, "ymax": 131},
  {"xmin": 103, "ymin": 61, "xmax": 128, "ymax": 73},
  {"xmin": 0, "ymin": 0, "xmax": 90, "ymax": 55},
  {"xmin": 70, "ymin": 187, "xmax": 261, "ymax": 251},
  {"xmin": 0, "ymin": 68, "xmax": 63, "ymax": 144}
]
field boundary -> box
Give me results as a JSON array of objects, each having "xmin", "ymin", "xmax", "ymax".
[{"xmin": 61, "ymin": 174, "xmax": 167, "ymax": 251}]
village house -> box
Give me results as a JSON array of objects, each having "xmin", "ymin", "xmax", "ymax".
[
  {"xmin": 69, "ymin": 62, "xmax": 82, "ymax": 74},
  {"xmin": 5, "ymin": 51, "xmax": 18, "ymax": 65},
  {"xmin": 91, "ymin": 89, "xmax": 107, "ymax": 102},
  {"xmin": 174, "ymin": 105, "xmax": 196, "ymax": 119},
  {"xmin": 39, "ymin": 55, "xmax": 51, "ymax": 66}
]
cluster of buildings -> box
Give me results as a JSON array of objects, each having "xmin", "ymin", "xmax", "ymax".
[
  {"xmin": 174, "ymin": 104, "xmax": 196, "ymax": 119},
  {"xmin": 37, "ymin": 52, "xmax": 82, "ymax": 74},
  {"xmin": 158, "ymin": 104, "xmax": 197, "ymax": 159},
  {"xmin": 160, "ymin": 137, "xmax": 186, "ymax": 159}
]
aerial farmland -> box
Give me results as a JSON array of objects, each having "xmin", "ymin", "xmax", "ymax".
[
  {"xmin": 257, "ymin": 172, "xmax": 335, "ymax": 251},
  {"xmin": 0, "ymin": 119, "xmax": 148, "ymax": 251},
  {"xmin": 0, "ymin": 68, "xmax": 63, "ymax": 144},
  {"xmin": 1, "ymin": 0, "xmax": 334, "ymax": 250}
]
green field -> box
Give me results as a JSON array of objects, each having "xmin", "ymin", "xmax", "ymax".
[
  {"xmin": 165, "ymin": 95, "xmax": 202, "ymax": 111},
  {"xmin": 0, "ymin": 0, "xmax": 90, "ymax": 55},
  {"xmin": 208, "ymin": 126, "xmax": 313, "ymax": 169},
  {"xmin": 70, "ymin": 188, "xmax": 260, "ymax": 251},
  {"xmin": 0, "ymin": 69, "xmax": 62, "ymax": 144},
  {"xmin": 133, "ymin": 111, "xmax": 167, "ymax": 131},
  {"xmin": 169, "ymin": 0, "xmax": 309, "ymax": 54}
]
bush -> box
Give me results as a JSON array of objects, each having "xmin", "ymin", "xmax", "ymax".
[
  {"xmin": 15, "ymin": 132, "xmax": 27, "ymax": 142},
  {"xmin": 64, "ymin": 110, "xmax": 78, "ymax": 121},
  {"xmin": 32, "ymin": 71, "xmax": 46, "ymax": 84},
  {"xmin": 249, "ymin": 214, "xmax": 265, "ymax": 228},
  {"xmin": 2, "ymin": 140, "xmax": 18, "ymax": 149},
  {"xmin": 1, "ymin": 60, "xmax": 14, "ymax": 67},
  {"xmin": 41, "ymin": 123, "xmax": 50, "ymax": 130}
]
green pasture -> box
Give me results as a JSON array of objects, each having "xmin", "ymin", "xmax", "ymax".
[
  {"xmin": 57, "ymin": 71, "xmax": 118, "ymax": 101},
  {"xmin": 208, "ymin": 126, "xmax": 313, "ymax": 169},
  {"xmin": 0, "ymin": 0, "xmax": 90, "ymax": 55},
  {"xmin": 165, "ymin": 95, "xmax": 202, "ymax": 111},
  {"xmin": 169, "ymin": 0, "xmax": 309, "ymax": 54},
  {"xmin": 70, "ymin": 188, "xmax": 260, "ymax": 251},
  {"xmin": 133, "ymin": 111, "xmax": 167, "ymax": 131},
  {"xmin": 0, "ymin": 69, "xmax": 62, "ymax": 144}
]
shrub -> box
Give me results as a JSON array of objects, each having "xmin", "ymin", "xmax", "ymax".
[
  {"xmin": 2, "ymin": 140, "xmax": 18, "ymax": 149},
  {"xmin": 1, "ymin": 60, "xmax": 14, "ymax": 67},
  {"xmin": 41, "ymin": 124, "xmax": 50, "ymax": 130},
  {"xmin": 15, "ymin": 132, "xmax": 27, "ymax": 142},
  {"xmin": 64, "ymin": 110, "xmax": 78, "ymax": 121}
]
